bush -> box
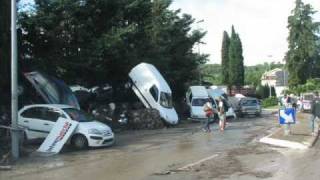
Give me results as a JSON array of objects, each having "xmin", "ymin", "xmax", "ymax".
[{"xmin": 262, "ymin": 97, "xmax": 278, "ymax": 108}]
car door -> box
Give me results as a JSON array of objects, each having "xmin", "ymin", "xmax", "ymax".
[
  {"xmin": 19, "ymin": 107, "xmax": 50, "ymax": 139},
  {"xmin": 39, "ymin": 107, "xmax": 63, "ymax": 136},
  {"xmin": 20, "ymin": 107, "xmax": 63, "ymax": 139}
]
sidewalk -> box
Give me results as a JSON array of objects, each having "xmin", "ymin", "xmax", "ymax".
[{"xmin": 260, "ymin": 112, "xmax": 319, "ymax": 150}]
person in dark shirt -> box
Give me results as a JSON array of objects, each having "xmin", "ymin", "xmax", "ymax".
[{"xmin": 310, "ymin": 91, "xmax": 320, "ymax": 136}]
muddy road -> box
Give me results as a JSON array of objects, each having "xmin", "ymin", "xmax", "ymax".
[{"xmin": 1, "ymin": 112, "xmax": 306, "ymax": 180}]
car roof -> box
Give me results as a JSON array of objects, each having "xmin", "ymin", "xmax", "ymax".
[{"xmin": 22, "ymin": 104, "xmax": 75, "ymax": 110}]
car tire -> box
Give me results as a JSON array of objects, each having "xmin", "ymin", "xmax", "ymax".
[{"xmin": 71, "ymin": 134, "xmax": 88, "ymax": 150}]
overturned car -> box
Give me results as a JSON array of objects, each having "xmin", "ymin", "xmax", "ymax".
[{"xmin": 129, "ymin": 63, "xmax": 179, "ymax": 125}]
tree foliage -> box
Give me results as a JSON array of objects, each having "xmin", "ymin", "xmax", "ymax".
[
  {"xmin": 285, "ymin": 0, "xmax": 320, "ymax": 87},
  {"xmin": 228, "ymin": 26, "xmax": 244, "ymax": 86},
  {"xmin": 19, "ymin": 0, "xmax": 208, "ymax": 100},
  {"xmin": 0, "ymin": 0, "xmax": 11, "ymax": 93},
  {"xmin": 221, "ymin": 31, "xmax": 230, "ymax": 85}
]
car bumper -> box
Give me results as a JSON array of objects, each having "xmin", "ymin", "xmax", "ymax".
[
  {"xmin": 240, "ymin": 110, "xmax": 260, "ymax": 115},
  {"xmin": 87, "ymin": 135, "xmax": 115, "ymax": 147}
]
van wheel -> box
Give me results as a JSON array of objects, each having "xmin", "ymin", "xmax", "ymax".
[{"xmin": 71, "ymin": 134, "xmax": 88, "ymax": 150}]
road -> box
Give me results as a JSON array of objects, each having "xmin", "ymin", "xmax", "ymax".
[{"xmin": 1, "ymin": 112, "xmax": 319, "ymax": 180}]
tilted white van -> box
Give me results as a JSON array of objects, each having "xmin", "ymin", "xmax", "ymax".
[{"xmin": 129, "ymin": 63, "xmax": 179, "ymax": 125}]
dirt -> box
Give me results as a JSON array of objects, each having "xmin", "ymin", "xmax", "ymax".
[{"xmin": 172, "ymin": 143, "xmax": 279, "ymax": 179}]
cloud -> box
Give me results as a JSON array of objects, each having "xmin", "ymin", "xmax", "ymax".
[{"xmin": 170, "ymin": 0, "xmax": 320, "ymax": 65}]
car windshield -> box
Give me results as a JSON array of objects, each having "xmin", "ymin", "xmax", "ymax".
[
  {"xmin": 63, "ymin": 108, "xmax": 94, "ymax": 122},
  {"xmin": 241, "ymin": 99, "xmax": 258, "ymax": 106},
  {"xmin": 160, "ymin": 92, "xmax": 173, "ymax": 108},
  {"xmin": 192, "ymin": 98, "xmax": 210, "ymax": 106}
]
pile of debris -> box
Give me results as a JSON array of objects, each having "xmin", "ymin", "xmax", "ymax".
[{"xmin": 127, "ymin": 109, "xmax": 164, "ymax": 130}]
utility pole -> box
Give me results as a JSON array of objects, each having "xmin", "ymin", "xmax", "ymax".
[
  {"xmin": 268, "ymin": 55, "xmax": 273, "ymax": 97},
  {"xmin": 11, "ymin": 0, "xmax": 20, "ymax": 159},
  {"xmin": 196, "ymin": 20, "xmax": 204, "ymax": 85}
]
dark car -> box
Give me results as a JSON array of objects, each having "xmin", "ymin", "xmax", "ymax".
[{"xmin": 238, "ymin": 97, "xmax": 262, "ymax": 117}]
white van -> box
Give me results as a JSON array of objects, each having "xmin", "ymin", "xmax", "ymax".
[
  {"xmin": 129, "ymin": 63, "xmax": 179, "ymax": 125},
  {"xmin": 186, "ymin": 86, "xmax": 212, "ymax": 120}
]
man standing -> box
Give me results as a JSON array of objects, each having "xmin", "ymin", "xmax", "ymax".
[
  {"xmin": 310, "ymin": 91, "xmax": 320, "ymax": 136},
  {"xmin": 218, "ymin": 97, "xmax": 226, "ymax": 131}
]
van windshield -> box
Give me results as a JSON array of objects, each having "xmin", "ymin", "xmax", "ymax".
[
  {"xmin": 160, "ymin": 92, "xmax": 173, "ymax": 108},
  {"xmin": 192, "ymin": 98, "xmax": 210, "ymax": 106}
]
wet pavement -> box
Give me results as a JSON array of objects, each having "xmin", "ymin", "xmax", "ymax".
[{"xmin": 1, "ymin": 112, "xmax": 311, "ymax": 180}]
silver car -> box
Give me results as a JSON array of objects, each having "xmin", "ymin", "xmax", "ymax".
[{"xmin": 238, "ymin": 98, "xmax": 262, "ymax": 117}]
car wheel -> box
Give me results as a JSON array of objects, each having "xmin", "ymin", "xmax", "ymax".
[{"xmin": 71, "ymin": 134, "xmax": 88, "ymax": 150}]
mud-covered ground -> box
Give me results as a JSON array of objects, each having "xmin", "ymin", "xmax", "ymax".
[{"xmin": 2, "ymin": 111, "xmax": 314, "ymax": 180}]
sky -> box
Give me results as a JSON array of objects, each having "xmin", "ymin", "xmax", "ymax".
[{"xmin": 170, "ymin": 0, "xmax": 320, "ymax": 65}]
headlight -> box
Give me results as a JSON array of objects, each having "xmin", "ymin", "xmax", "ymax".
[{"xmin": 88, "ymin": 129, "xmax": 103, "ymax": 135}]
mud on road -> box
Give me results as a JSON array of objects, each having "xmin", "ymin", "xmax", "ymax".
[{"xmin": 1, "ymin": 112, "xmax": 286, "ymax": 180}]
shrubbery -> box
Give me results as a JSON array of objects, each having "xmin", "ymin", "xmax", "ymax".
[{"xmin": 262, "ymin": 97, "xmax": 278, "ymax": 108}]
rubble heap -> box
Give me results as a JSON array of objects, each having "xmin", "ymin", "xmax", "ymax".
[{"xmin": 127, "ymin": 109, "xmax": 164, "ymax": 130}]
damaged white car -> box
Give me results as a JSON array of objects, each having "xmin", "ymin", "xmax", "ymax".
[{"xmin": 18, "ymin": 104, "xmax": 114, "ymax": 149}]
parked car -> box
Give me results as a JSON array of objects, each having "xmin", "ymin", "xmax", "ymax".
[
  {"xmin": 238, "ymin": 97, "xmax": 262, "ymax": 117},
  {"xmin": 301, "ymin": 93, "xmax": 314, "ymax": 112},
  {"xmin": 18, "ymin": 104, "xmax": 115, "ymax": 149},
  {"xmin": 186, "ymin": 86, "xmax": 212, "ymax": 121}
]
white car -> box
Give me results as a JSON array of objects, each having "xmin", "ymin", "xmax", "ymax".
[{"xmin": 18, "ymin": 104, "xmax": 115, "ymax": 149}]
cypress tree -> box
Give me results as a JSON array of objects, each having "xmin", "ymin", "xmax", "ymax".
[
  {"xmin": 228, "ymin": 25, "xmax": 244, "ymax": 87},
  {"xmin": 221, "ymin": 31, "xmax": 230, "ymax": 85}
]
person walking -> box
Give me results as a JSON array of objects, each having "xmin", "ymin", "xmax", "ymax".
[
  {"xmin": 203, "ymin": 101, "xmax": 214, "ymax": 132},
  {"xmin": 218, "ymin": 96, "xmax": 226, "ymax": 131},
  {"xmin": 310, "ymin": 91, "xmax": 320, "ymax": 136}
]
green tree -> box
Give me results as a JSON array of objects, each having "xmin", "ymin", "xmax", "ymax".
[
  {"xmin": 285, "ymin": 0, "xmax": 320, "ymax": 87},
  {"xmin": 221, "ymin": 31, "xmax": 230, "ymax": 85},
  {"xmin": 0, "ymin": 0, "xmax": 11, "ymax": 92},
  {"xmin": 19, "ymin": 0, "xmax": 208, "ymax": 100},
  {"xmin": 228, "ymin": 25, "xmax": 244, "ymax": 87}
]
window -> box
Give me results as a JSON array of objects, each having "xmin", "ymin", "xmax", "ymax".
[
  {"xmin": 160, "ymin": 92, "xmax": 173, "ymax": 108},
  {"xmin": 192, "ymin": 98, "xmax": 210, "ymax": 107},
  {"xmin": 241, "ymin": 99, "xmax": 258, "ymax": 106},
  {"xmin": 21, "ymin": 107, "xmax": 62, "ymax": 122},
  {"xmin": 149, "ymin": 85, "xmax": 159, "ymax": 102},
  {"xmin": 63, "ymin": 108, "xmax": 94, "ymax": 122},
  {"xmin": 21, "ymin": 107, "xmax": 43, "ymax": 119},
  {"xmin": 43, "ymin": 108, "xmax": 61, "ymax": 122}
]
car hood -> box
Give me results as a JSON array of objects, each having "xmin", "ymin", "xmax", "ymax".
[
  {"xmin": 159, "ymin": 107, "xmax": 179, "ymax": 125},
  {"xmin": 79, "ymin": 121, "xmax": 112, "ymax": 131}
]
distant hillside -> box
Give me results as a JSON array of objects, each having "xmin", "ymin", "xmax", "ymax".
[{"xmin": 201, "ymin": 62, "xmax": 284, "ymax": 86}]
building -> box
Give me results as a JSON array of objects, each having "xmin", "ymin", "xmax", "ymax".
[
  {"xmin": 261, "ymin": 68, "xmax": 288, "ymax": 87},
  {"xmin": 261, "ymin": 68, "xmax": 289, "ymax": 96}
]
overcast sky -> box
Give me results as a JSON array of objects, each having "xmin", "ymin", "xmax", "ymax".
[{"xmin": 170, "ymin": 0, "xmax": 320, "ymax": 65}]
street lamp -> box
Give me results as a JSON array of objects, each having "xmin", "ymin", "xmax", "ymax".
[
  {"xmin": 268, "ymin": 55, "xmax": 273, "ymax": 97},
  {"xmin": 11, "ymin": 0, "xmax": 20, "ymax": 159}
]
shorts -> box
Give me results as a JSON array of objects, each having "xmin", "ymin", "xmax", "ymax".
[{"xmin": 219, "ymin": 113, "xmax": 226, "ymax": 122}]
